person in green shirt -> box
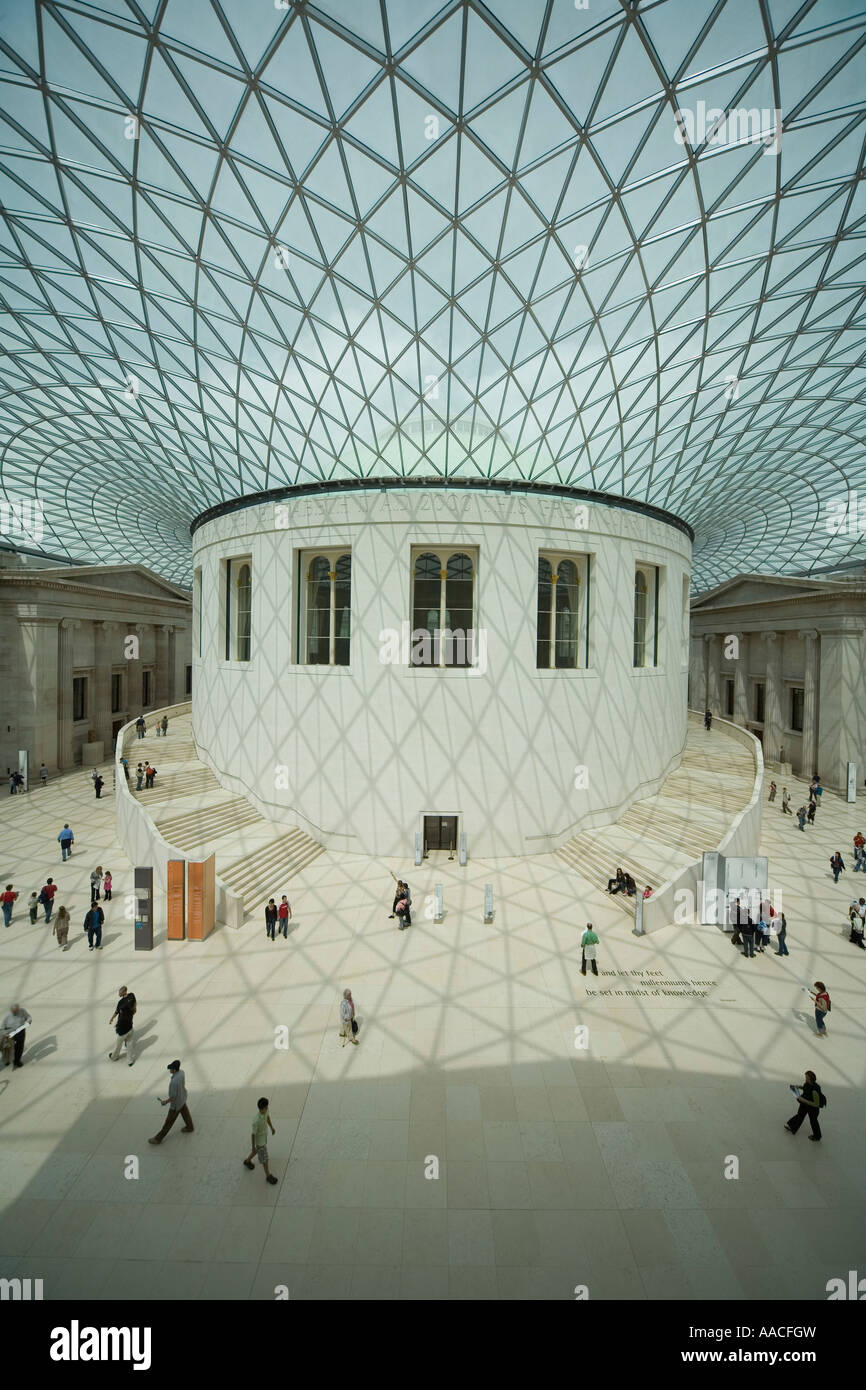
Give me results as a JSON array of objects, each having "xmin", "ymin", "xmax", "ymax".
[
  {"xmin": 580, "ymin": 923, "xmax": 599, "ymax": 977},
  {"xmin": 243, "ymin": 1097, "xmax": 278, "ymax": 1184}
]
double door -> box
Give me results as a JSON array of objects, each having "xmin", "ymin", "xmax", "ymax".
[{"xmin": 423, "ymin": 815, "xmax": 458, "ymax": 856}]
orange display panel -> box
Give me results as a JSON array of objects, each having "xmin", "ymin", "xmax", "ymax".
[
  {"xmin": 166, "ymin": 860, "xmax": 185, "ymax": 940},
  {"xmin": 187, "ymin": 855, "xmax": 215, "ymax": 941}
]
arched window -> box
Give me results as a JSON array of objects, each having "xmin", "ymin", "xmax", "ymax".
[
  {"xmin": 236, "ymin": 563, "xmax": 252, "ymax": 662},
  {"xmin": 303, "ymin": 551, "xmax": 351, "ymax": 666},
  {"xmin": 411, "ymin": 548, "xmax": 476, "ymax": 666},
  {"xmin": 537, "ymin": 552, "xmax": 587, "ymax": 669},
  {"xmin": 633, "ymin": 570, "xmax": 648, "ymax": 668}
]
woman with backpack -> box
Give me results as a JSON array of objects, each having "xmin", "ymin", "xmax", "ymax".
[
  {"xmin": 784, "ymin": 1070, "xmax": 824, "ymax": 1141},
  {"xmin": 810, "ymin": 981, "xmax": 831, "ymax": 1037}
]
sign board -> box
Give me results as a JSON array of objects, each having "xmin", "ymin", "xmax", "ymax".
[
  {"xmin": 167, "ymin": 860, "xmax": 185, "ymax": 940},
  {"xmin": 187, "ymin": 854, "xmax": 215, "ymax": 940},
  {"xmin": 134, "ymin": 865, "xmax": 153, "ymax": 951}
]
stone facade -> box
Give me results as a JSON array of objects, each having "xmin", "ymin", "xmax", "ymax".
[
  {"xmin": 0, "ymin": 563, "xmax": 192, "ymax": 777},
  {"xmin": 689, "ymin": 573, "xmax": 866, "ymax": 790}
]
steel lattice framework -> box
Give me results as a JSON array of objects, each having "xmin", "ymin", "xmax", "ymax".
[{"xmin": 0, "ymin": 0, "xmax": 865, "ymax": 587}]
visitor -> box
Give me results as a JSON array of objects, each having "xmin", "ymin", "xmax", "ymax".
[
  {"xmin": 135, "ymin": 715, "xmax": 145, "ymax": 739},
  {"xmin": 144, "ymin": 763, "xmax": 156, "ymax": 789},
  {"xmin": 84, "ymin": 900, "xmax": 104, "ymax": 950},
  {"xmin": 8, "ymin": 772, "xmax": 16, "ymax": 795},
  {"xmin": 784, "ymin": 1070, "xmax": 824, "ymax": 1141},
  {"xmin": 28, "ymin": 891, "xmax": 39, "ymax": 925},
  {"xmin": 622, "ymin": 872, "xmax": 637, "ymax": 898},
  {"xmin": 52, "ymin": 905, "xmax": 70, "ymax": 949},
  {"xmin": 796, "ymin": 805, "xmax": 807, "ymax": 831},
  {"xmin": 278, "ymin": 895, "xmax": 291, "ymax": 937},
  {"xmin": 339, "ymin": 988, "xmax": 358, "ymax": 1046},
  {"xmin": 94, "ymin": 772, "xmax": 104, "ymax": 800},
  {"xmin": 265, "ymin": 899, "xmax": 278, "ymax": 940},
  {"xmin": 1, "ymin": 884, "xmax": 19, "ymax": 928},
  {"xmin": 853, "ymin": 831, "xmax": 865, "ymax": 871},
  {"xmin": 149, "ymin": 1060, "xmax": 194, "ymax": 1143},
  {"xmin": 810, "ymin": 981, "xmax": 831, "ymax": 1037},
  {"xmin": 58, "ymin": 824, "xmax": 74, "ymax": 860},
  {"xmin": 730, "ymin": 898, "xmax": 745, "ymax": 947},
  {"xmin": 740, "ymin": 912, "xmax": 756, "ymax": 958},
  {"xmin": 768, "ymin": 780, "xmax": 777, "ymax": 803},
  {"xmin": 809, "ymin": 775, "xmax": 819, "ymax": 802},
  {"xmin": 395, "ymin": 884, "xmax": 410, "ymax": 930},
  {"xmin": 848, "ymin": 898, "xmax": 865, "ymax": 948},
  {"xmin": 40, "ymin": 878, "xmax": 57, "ymax": 922},
  {"xmin": 643, "ymin": 885, "xmax": 653, "ymax": 899},
  {"xmin": 90, "ymin": 866, "xmax": 103, "ymax": 903},
  {"xmin": 103, "ymin": 870, "xmax": 112, "ymax": 902},
  {"xmin": 607, "ymin": 867, "xmax": 626, "ymax": 895},
  {"xmin": 775, "ymin": 911, "xmax": 789, "ymax": 956},
  {"xmin": 39, "ymin": 763, "xmax": 47, "ymax": 787},
  {"xmin": 830, "ymin": 851, "xmax": 845, "ymax": 883},
  {"xmin": 704, "ymin": 708, "xmax": 712, "ymax": 731},
  {"xmin": 580, "ymin": 923, "xmax": 599, "ymax": 977},
  {"xmin": 160, "ymin": 715, "xmax": 168, "ymax": 737},
  {"xmin": 388, "ymin": 872, "xmax": 411, "ymax": 919},
  {"xmin": 1, "ymin": 1003, "xmax": 32, "ymax": 1069},
  {"xmin": 243, "ymin": 1097, "xmax": 279, "ymax": 1185},
  {"xmin": 806, "ymin": 800, "xmax": 816, "ymax": 826},
  {"xmin": 757, "ymin": 912, "xmax": 771, "ymax": 953},
  {"xmin": 135, "ymin": 764, "xmax": 144, "ymax": 790},
  {"xmin": 120, "ymin": 757, "xmax": 130, "ymax": 782},
  {"xmin": 108, "ymin": 985, "xmax": 137, "ymax": 1066},
  {"xmin": 781, "ymin": 787, "xmax": 791, "ymax": 814}
]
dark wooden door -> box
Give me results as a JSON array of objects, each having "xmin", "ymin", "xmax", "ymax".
[{"xmin": 424, "ymin": 815, "xmax": 458, "ymax": 854}]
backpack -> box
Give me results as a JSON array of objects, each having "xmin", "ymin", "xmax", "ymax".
[{"xmin": 818, "ymin": 1088, "xmax": 827, "ymax": 1109}]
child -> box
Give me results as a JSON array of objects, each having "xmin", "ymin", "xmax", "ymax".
[
  {"xmin": 28, "ymin": 892, "xmax": 39, "ymax": 925},
  {"xmin": 53, "ymin": 905, "xmax": 70, "ymax": 948},
  {"xmin": 643, "ymin": 885, "xmax": 653, "ymax": 899},
  {"xmin": 243, "ymin": 1097, "xmax": 278, "ymax": 1185},
  {"xmin": 103, "ymin": 870, "xmax": 112, "ymax": 902}
]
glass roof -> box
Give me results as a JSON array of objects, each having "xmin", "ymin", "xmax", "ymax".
[{"xmin": 0, "ymin": 0, "xmax": 864, "ymax": 588}]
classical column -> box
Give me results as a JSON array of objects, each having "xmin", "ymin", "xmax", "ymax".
[
  {"xmin": 56, "ymin": 618, "xmax": 78, "ymax": 770},
  {"xmin": 761, "ymin": 631, "xmax": 783, "ymax": 764},
  {"xmin": 733, "ymin": 631, "xmax": 749, "ymax": 727},
  {"xmin": 167, "ymin": 627, "xmax": 178, "ymax": 703},
  {"xmin": 155, "ymin": 625, "xmax": 172, "ymax": 707},
  {"xmin": 92, "ymin": 621, "xmax": 115, "ymax": 750},
  {"xmin": 704, "ymin": 633, "xmax": 721, "ymax": 714},
  {"xmin": 816, "ymin": 624, "xmax": 863, "ymax": 790},
  {"xmin": 134, "ymin": 623, "xmax": 148, "ymax": 711},
  {"xmin": 798, "ymin": 629, "xmax": 818, "ymax": 779}
]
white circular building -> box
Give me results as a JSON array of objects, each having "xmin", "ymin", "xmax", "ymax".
[{"xmin": 191, "ymin": 478, "xmax": 692, "ymax": 860}]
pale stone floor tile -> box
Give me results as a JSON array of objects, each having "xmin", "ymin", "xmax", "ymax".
[
  {"xmin": 259, "ymin": 1206, "xmax": 316, "ymax": 1265},
  {"xmin": 402, "ymin": 1209, "xmax": 449, "ymax": 1265},
  {"xmin": 448, "ymin": 1265, "xmax": 499, "ymax": 1299},
  {"xmin": 102, "ymin": 1259, "xmax": 164, "ymax": 1299},
  {"xmin": 445, "ymin": 1160, "xmax": 490, "ymax": 1209},
  {"xmin": 349, "ymin": 1264, "xmax": 401, "ymax": 1299},
  {"xmin": 399, "ymin": 1265, "xmax": 449, "ymax": 1300}
]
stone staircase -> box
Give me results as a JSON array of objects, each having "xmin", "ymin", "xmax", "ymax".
[
  {"xmin": 129, "ymin": 716, "xmax": 325, "ymax": 919},
  {"xmin": 556, "ymin": 721, "xmax": 757, "ymax": 916}
]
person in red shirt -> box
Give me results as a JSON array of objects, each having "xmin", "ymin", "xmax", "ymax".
[
  {"xmin": 1, "ymin": 885, "xmax": 18, "ymax": 928},
  {"xmin": 854, "ymin": 831, "xmax": 865, "ymax": 873},
  {"xmin": 810, "ymin": 981, "xmax": 831, "ymax": 1038},
  {"xmin": 40, "ymin": 879, "xmax": 57, "ymax": 923},
  {"xmin": 277, "ymin": 896, "xmax": 292, "ymax": 938}
]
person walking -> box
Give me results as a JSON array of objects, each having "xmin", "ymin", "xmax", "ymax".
[
  {"xmin": 135, "ymin": 715, "xmax": 145, "ymax": 739},
  {"xmin": 52, "ymin": 905, "xmax": 70, "ymax": 949},
  {"xmin": 28, "ymin": 891, "xmax": 39, "ymax": 925},
  {"xmin": 243, "ymin": 1097, "xmax": 279, "ymax": 1184},
  {"xmin": 830, "ymin": 851, "xmax": 845, "ymax": 883},
  {"xmin": 704, "ymin": 708, "xmax": 712, "ymax": 731},
  {"xmin": 58, "ymin": 824, "xmax": 74, "ymax": 860},
  {"xmin": 39, "ymin": 763, "xmax": 48, "ymax": 788},
  {"xmin": 853, "ymin": 831, "xmax": 866, "ymax": 872},
  {"xmin": 784, "ymin": 1070, "xmax": 824, "ymax": 1142},
  {"xmin": 103, "ymin": 870, "xmax": 112, "ymax": 902},
  {"xmin": 264, "ymin": 899, "xmax": 278, "ymax": 940},
  {"xmin": 94, "ymin": 773, "xmax": 104, "ymax": 800},
  {"xmin": 810, "ymin": 981, "xmax": 831, "ymax": 1038},
  {"xmin": 160, "ymin": 715, "xmax": 168, "ymax": 737},
  {"xmin": 9, "ymin": 771, "xmax": 16, "ymax": 795},
  {"xmin": 796, "ymin": 805, "xmax": 807, "ymax": 831},
  {"xmin": 580, "ymin": 922, "xmax": 599, "ymax": 976},
  {"xmin": 84, "ymin": 901, "xmax": 104, "ymax": 950},
  {"xmin": 120, "ymin": 757, "xmax": 130, "ymax": 783},
  {"xmin": 756, "ymin": 912, "xmax": 771, "ymax": 953},
  {"xmin": 135, "ymin": 764, "xmax": 144, "ymax": 790},
  {"xmin": 1, "ymin": 1003, "xmax": 32, "ymax": 1069},
  {"xmin": 90, "ymin": 866, "xmax": 103, "ymax": 904},
  {"xmin": 740, "ymin": 911, "xmax": 756, "ymax": 958},
  {"xmin": 1, "ymin": 885, "xmax": 19, "ymax": 928},
  {"xmin": 775, "ymin": 912, "xmax": 789, "ymax": 956},
  {"xmin": 339, "ymin": 988, "xmax": 358, "ymax": 1046},
  {"xmin": 40, "ymin": 878, "xmax": 57, "ymax": 923},
  {"xmin": 848, "ymin": 898, "xmax": 865, "ymax": 948},
  {"xmin": 144, "ymin": 763, "xmax": 156, "ymax": 789},
  {"xmin": 149, "ymin": 1060, "xmax": 194, "ymax": 1142},
  {"xmin": 108, "ymin": 985, "xmax": 137, "ymax": 1066},
  {"xmin": 806, "ymin": 800, "xmax": 816, "ymax": 826},
  {"xmin": 768, "ymin": 780, "xmax": 777, "ymax": 803},
  {"xmin": 781, "ymin": 787, "xmax": 791, "ymax": 814},
  {"xmin": 394, "ymin": 883, "xmax": 410, "ymax": 930},
  {"xmin": 277, "ymin": 895, "xmax": 291, "ymax": 937}
]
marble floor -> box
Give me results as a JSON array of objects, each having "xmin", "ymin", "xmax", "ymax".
[{"xmin": 0, "ymin": 747, "xmax": 864, "ymax": 1300}]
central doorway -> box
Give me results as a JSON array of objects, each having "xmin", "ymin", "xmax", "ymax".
[{"xmin": 423, "ymin": 814, "xmax": 458, "ymax": 858}]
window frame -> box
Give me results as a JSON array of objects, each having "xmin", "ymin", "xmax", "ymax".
[
  {"xmin": 223, "ymin": 555, "xmax": 253, "ymax": 663},
  {"xmin": 536, "ymin": 550, "xmax": 590, "ymax": 670},
  {"xmin": 298, "ymin": 547, "xmax": 352, "ymax": 667},
  {"xmin": 633, "ymin": 563, "xmax": 661, "ymax": 669},
  {"xmin": 409, "ymin": 545, "xmax": 478, "ymax": 669},
  {"xmin": 72, "ymin": 675, "xmax": 88, "ymax": 722}
]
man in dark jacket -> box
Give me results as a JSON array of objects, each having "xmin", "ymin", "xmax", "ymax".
[
  {"xmin": 784, "ymin": 1071, "xmax": 824, "ymax": 1141},
  {"xmin": 84, "ymin": 902, "xmax": 104, "ymax": 950},
  {"xmin": 108, "ymin": 985, "xmax": 137, "ymax": 1065}
]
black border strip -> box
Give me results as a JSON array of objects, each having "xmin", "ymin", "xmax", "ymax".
[{"xmin": 189, "ymin": 476, "xmax": 694, "ymax": 543}]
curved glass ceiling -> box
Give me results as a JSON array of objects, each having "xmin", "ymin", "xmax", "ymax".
[{"xmin": 1, "ymin": 0, "xmax": 864, "ymax": 587}]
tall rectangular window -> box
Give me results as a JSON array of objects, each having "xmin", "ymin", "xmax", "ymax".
[
  {"xmin": 537, "ymin": 552, "xmax": 589, "ymax": 668},
  {"xmin": 754, "ymin": 682, "xmax": 765, "ymax": 724},
  {"xmin": 790, "ymin": 686, "xmax": 804, "ymax": 732},
  {"xmin": 634, "ymin": 565, "xmax": 660, "ymax": 668},
  {"xmin": 410, "ymin": 548, "xmax": 476, "ymax": 667},
  {"xmin": 300, "ymin": 550, "xmax": 351, "ymax": 665},
  {"xmin": 111, "ymin": 672, "xmax": 123, "ymax": 713},
  {"xmin": 681, "ymin": 574, "xmax": 690, "ymax": 664},
  {"xmin": 224, "ymin": 557, "xmax": 253, "ymax": 661},
  {"xmin": 724, "ymin": 679, "xmax": 734, "ymax": 718},
  {"xmin": 143, "ymin": 670, "xmax": 153, "ymax": 706},
  {"xmin": 72, "ymin": 677, "xmax": 87, "ymax": 721},
  {"xmin": 194, "ymin": 567, "xmax": 202, "ymax": 657}
]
